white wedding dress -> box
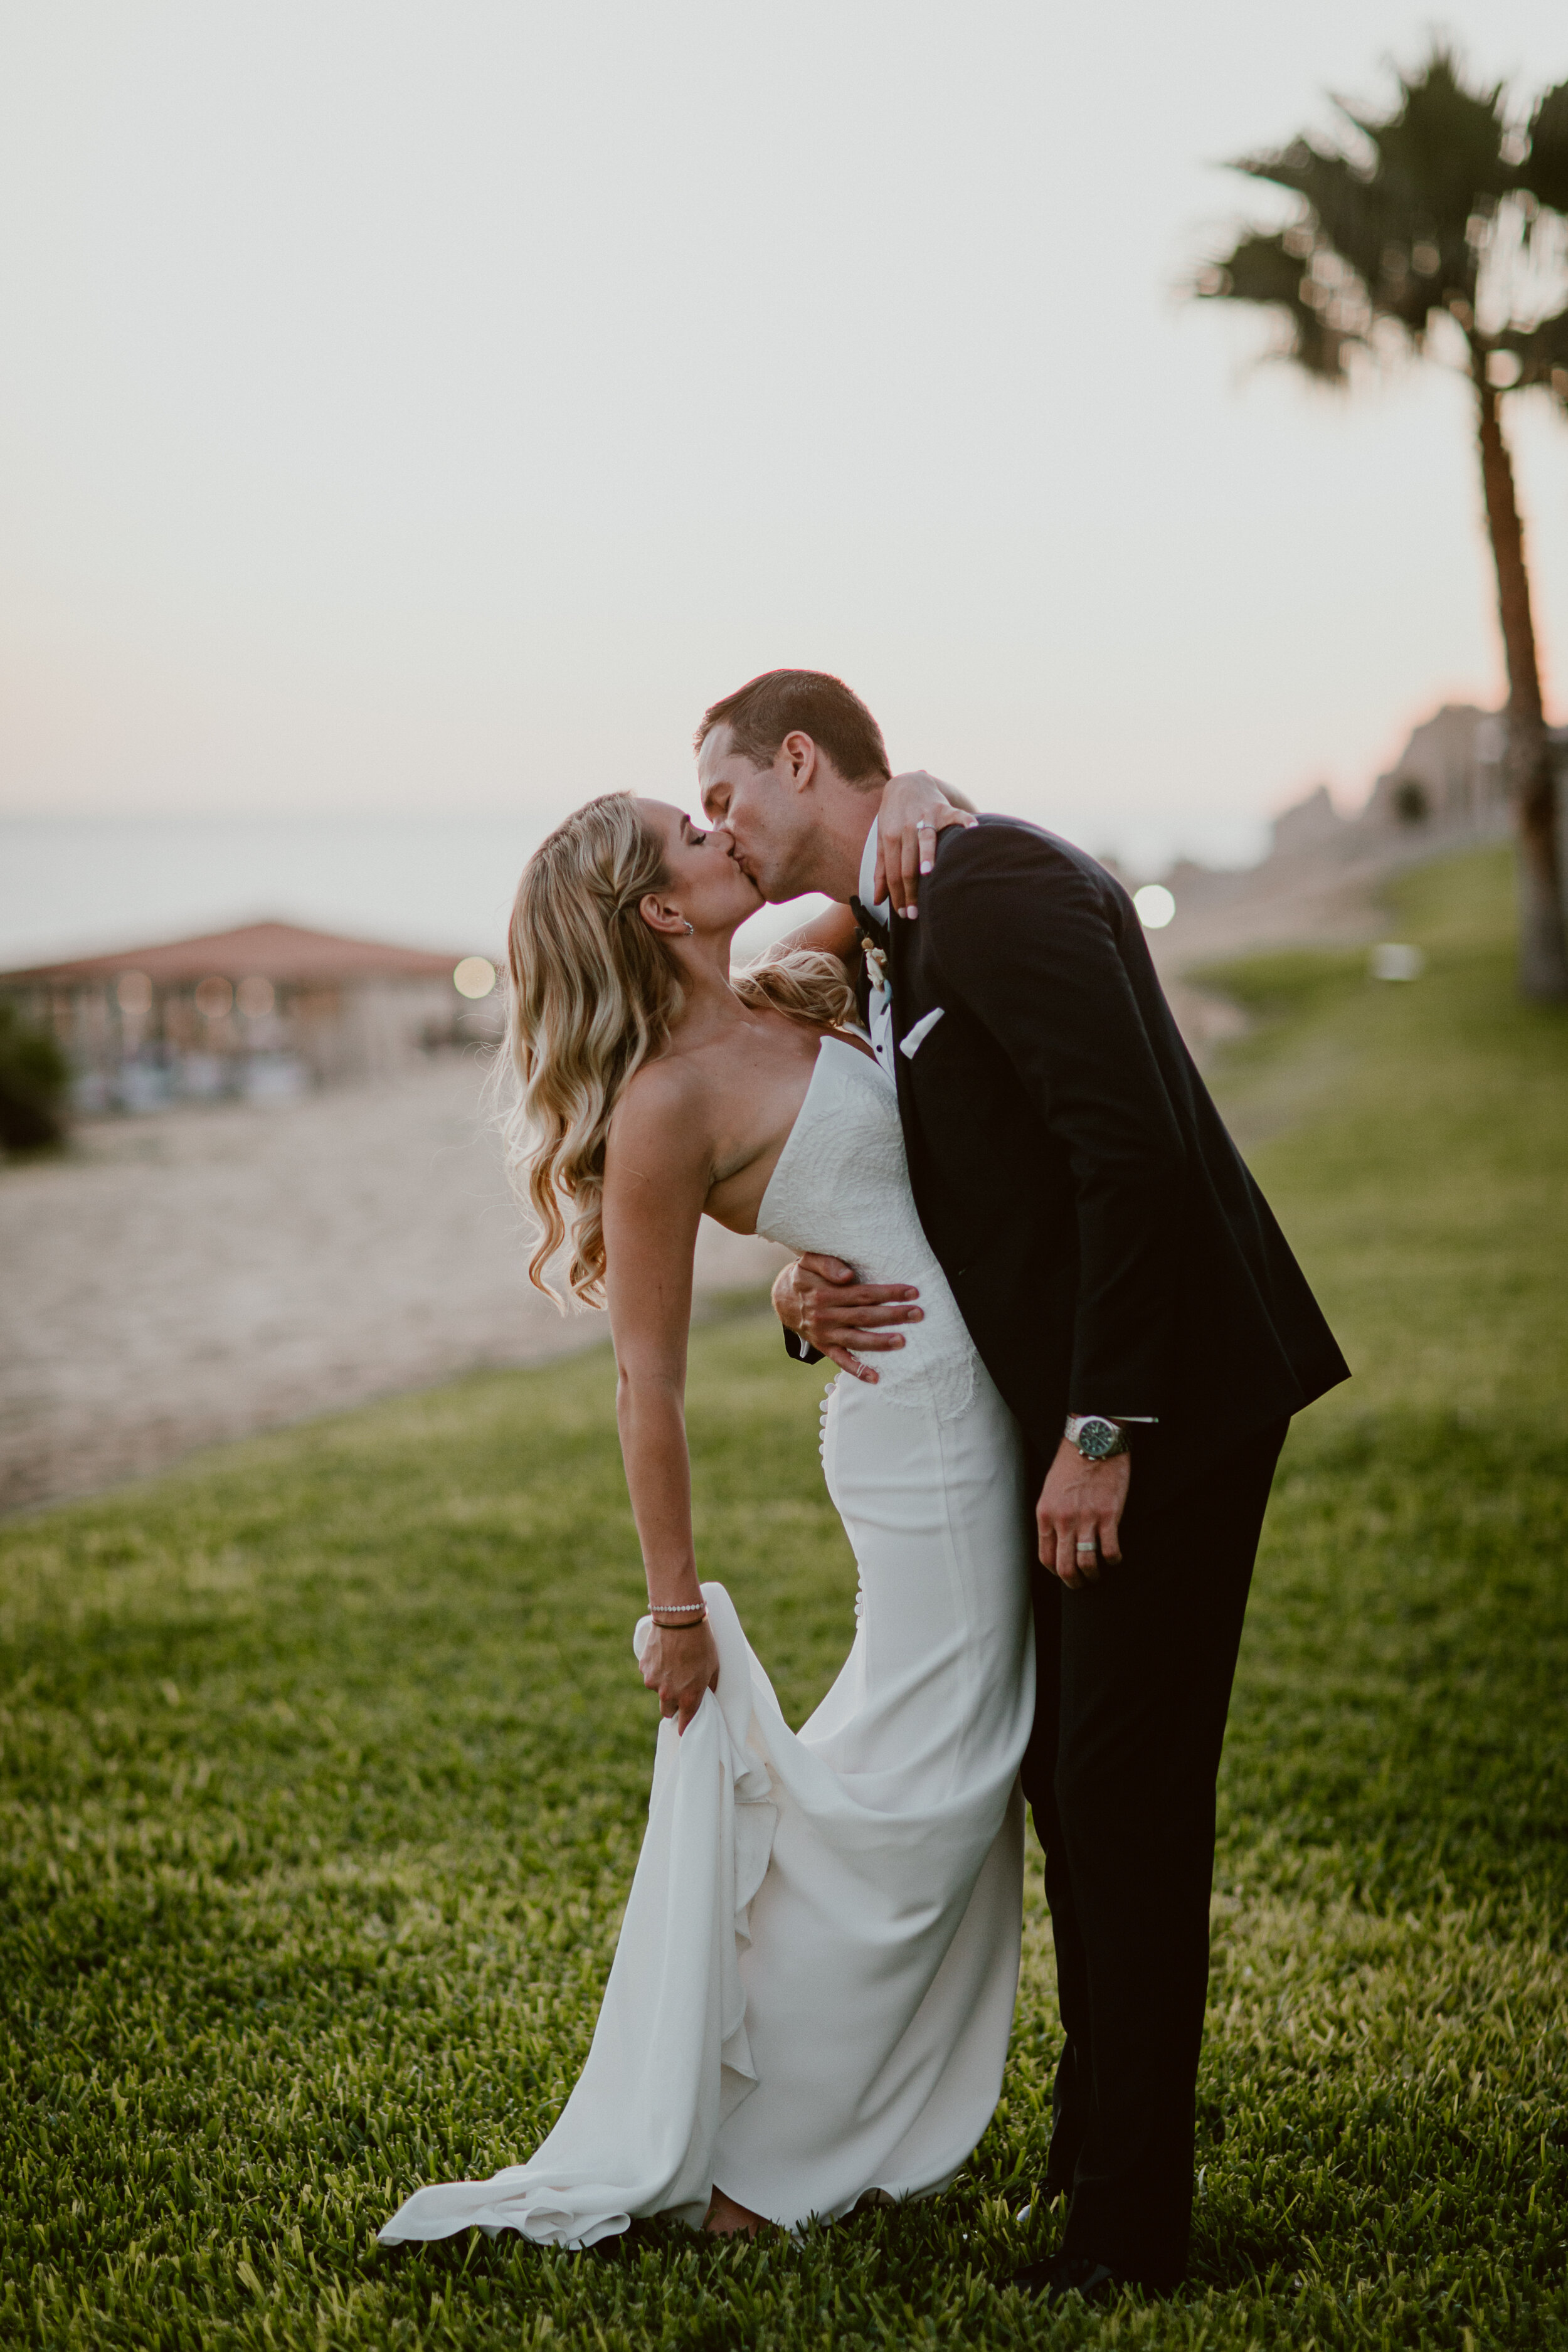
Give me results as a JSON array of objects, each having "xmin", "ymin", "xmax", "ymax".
[{"xmin": 379, "ymin": 1037, "xmax": 1034, "ymax": 2246}]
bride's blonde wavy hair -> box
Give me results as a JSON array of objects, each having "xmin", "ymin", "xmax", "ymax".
[{"xmin": 500, "ymin": 791, "xmax": 856, "ymax": 1307}]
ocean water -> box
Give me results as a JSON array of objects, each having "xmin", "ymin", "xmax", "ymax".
[{"xmin": 0, "ymin": 816, "xmax": 820, "ymax": 972}]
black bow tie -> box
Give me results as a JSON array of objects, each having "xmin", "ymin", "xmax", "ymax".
[{"xmin": 850, "ymin": 894, "xmax": 890, "ymax": 951}]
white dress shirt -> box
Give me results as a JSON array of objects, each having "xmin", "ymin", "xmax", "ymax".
[{"xmin": 857, "ymin": 825, "xmax": 896, "ymax": 1079}]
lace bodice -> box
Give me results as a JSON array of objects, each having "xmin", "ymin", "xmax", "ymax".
[{"xmin": 756, "ymin": 1037, "xmax": 977, "ymax": 1417}]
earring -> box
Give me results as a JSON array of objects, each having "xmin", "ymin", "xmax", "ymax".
[{"xmin": 682, "ymin": 920, "xmax": 694, "ymax": 935}]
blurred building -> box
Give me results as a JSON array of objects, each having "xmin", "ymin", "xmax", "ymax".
[
  {"xmin": 1134, "ymin": 705, "xmax": 1568, "ymax": 983},
  {"xmin": 0, "ymin": 919, "xmax": 500, "ymax": 1115},
  {"xmin": 1358, "ymin": 704, "xmax": 1515, "ymax": 833},
  {"xmin": 1264, "ymin": 705, "xmax": 1514, "ymax": 857},
  {"xmin": 1165, "ymin": 706, "xmax": 1567, "ymax": 906}
]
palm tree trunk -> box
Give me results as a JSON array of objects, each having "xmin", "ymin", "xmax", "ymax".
[{"xmin": 1473, "ymin": 366, "xmax": 1568, "ymax": 1000}]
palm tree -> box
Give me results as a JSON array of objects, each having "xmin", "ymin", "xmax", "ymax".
[{"xmin": 1195, "ymin": 45, "xmax": 1568, "ymax": 1001}]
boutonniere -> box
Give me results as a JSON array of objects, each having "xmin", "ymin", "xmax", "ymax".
[{"xmin": 861, "ymin": 938, "xmax": 888, "ymax": 985}]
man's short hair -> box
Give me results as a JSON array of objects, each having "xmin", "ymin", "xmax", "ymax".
[{"xmin": 696, "ymin": 669, "xmax": 891, "ymax": 788}]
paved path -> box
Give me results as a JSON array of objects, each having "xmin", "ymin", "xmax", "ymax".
[{"xmin": 1, "ymin": 1057, "xmax": 785, "ymax": 1514}]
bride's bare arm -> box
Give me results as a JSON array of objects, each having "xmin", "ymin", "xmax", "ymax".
[{"xmin": 601, "ymin": 1073, "xmax": 721, "ymax": 1733}]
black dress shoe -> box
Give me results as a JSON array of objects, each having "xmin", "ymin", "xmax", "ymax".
[{"xmin": 1012, "ymin": 2252, "xmax": 1121, "ymax": 2304}]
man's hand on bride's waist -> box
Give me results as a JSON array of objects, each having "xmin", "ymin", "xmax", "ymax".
[{"xmin": 771, "ymin": 1253, "xmax": 923, "ymax": 1384}]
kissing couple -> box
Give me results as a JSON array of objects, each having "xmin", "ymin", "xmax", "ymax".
[{"xmin": 379, "ymin": 669, "xmax": 1347, "ymax": 2301}]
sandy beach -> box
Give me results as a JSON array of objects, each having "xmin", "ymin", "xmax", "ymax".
[{"xmin": 1, "ymin": 1055, "xmax": 785, "ymax": 1515}]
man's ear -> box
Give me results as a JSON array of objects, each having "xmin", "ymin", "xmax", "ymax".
[{"xmin": 778, "ymin": 731, "xmax": 819, "ymax": 793}]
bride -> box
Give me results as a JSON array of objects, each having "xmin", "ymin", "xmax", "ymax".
[{"xmin": 379, "ymin": 788, "xmax": 1034, "ymax": 2248}]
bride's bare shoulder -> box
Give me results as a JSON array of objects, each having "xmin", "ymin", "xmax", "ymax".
[{"xmin": 608, "ymin": 1050, "xmax": 717, "ymax": 1168}]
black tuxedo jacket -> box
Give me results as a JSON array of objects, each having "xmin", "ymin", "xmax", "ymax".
[{"xmin": 802, "ymin": 816, "xmax": 1347, "ymax": 1503}]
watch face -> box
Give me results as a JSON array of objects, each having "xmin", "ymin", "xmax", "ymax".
[{"xmin": 1078, "ymin": 1417, "xmax": 1120, "ymax": 1460}]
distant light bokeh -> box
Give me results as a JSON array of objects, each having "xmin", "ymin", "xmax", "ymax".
[{"xmin": 453, "ymin": 956, "xmax": 497, "ymax": 1000}]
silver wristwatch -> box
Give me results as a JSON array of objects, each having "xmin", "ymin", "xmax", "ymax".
[{"xmin": 1064, "ymin": 1414, "xmax": 1129, "ymax": 1462}]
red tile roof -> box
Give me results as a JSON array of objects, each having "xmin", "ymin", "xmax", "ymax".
[{"xmin": 1, "ymin": 920, "xmax": 465, "ymax": 987}]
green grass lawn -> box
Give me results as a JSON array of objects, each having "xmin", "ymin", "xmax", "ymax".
[{"xmin": 3, "ymin": 845, "xmax": 1565, "ymax": 2349}]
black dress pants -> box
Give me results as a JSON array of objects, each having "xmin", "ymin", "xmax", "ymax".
[{"xmin": 1019, "ymin": 1420, "xmax": 1288, "ymax": 2293}]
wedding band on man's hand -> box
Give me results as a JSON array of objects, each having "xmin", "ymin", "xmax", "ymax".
[{"xmin": 1074, "ymin": 1540, "xmax": 1097, "ymax": 1552}]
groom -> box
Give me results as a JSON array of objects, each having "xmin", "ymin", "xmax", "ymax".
[{"xmin": 697, "ymin": 668, "xmax": 1348, "ymax": 2301}]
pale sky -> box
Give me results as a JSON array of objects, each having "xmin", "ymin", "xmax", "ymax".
[{"xmin": 3, "ymin": 1, "xmax": 1566, "ymax": 874}]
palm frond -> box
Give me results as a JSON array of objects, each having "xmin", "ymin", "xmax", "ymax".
[
  {"xmin": 1339, "ymin": 46, "xmax": 1511, "ymax": 227},
  {"xmin": 1230, "ymin": 86, "xmax": 1493, "ymax": 336},
  {"xmin": 1192, "ymin": 40, "xmax": 1568, "ymax": 391},
  {"xmin": 1498, "ymin": 304, "xmax": 1568, "ymax": 407},
  {"xmin": 1520, "ymin": 80, "xmax": 1568, "ymax": 212},
  {"xmin": 1234, "ymin": 140, "xmax": 1387, "ymax": 287},
  {"xmin": 1195, "ymin": 229, "xmax": 1364, "ymax": 382},
  {"xmin": 1227, "ymin": 143, "xmax": 1443, "ymax": 343}
]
